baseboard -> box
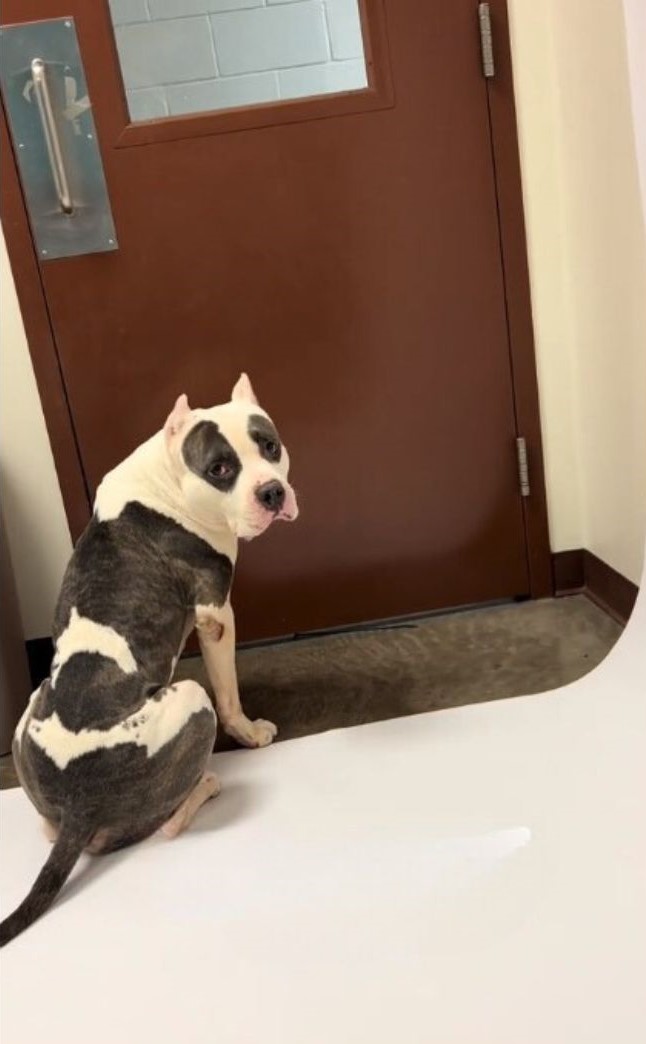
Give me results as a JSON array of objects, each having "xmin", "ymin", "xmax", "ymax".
[
  {"xmin": 551, "ymin": 549, "xmax": 585, "ymax": 595},
  {"xmin": 552, "ymin": 549, "xmax": 639, "ymax": 624},
  {"xmin": 25, "ymin": 637, "xmax": 54, "ymax": 690},
  {"xmin": 583, "ymin": 551, "xmax": 639, "ymax": 624}
]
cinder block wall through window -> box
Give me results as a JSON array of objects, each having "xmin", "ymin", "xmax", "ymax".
[{"xmin": 109, "ymin": 0, "xmax": 368, "ymax": 119}]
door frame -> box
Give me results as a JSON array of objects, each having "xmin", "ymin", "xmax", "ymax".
[{"xmin": 0, "ymin": 0, "xmax": 553, "ymax": 599}]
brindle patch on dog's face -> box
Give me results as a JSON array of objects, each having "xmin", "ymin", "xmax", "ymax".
[
  {"xmin": 182, "ymin": 421, "xmax": 242, "ymax": 495},
  {"xmin": 167, "ymin": 376, "xmax": 298, "ymax": 540},
  {"xmin": 248, "ymin": 414, "xmax": 282, "ymax": 465}
]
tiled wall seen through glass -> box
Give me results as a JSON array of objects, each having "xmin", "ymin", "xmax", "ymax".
[{"xmin": 109, "ymin": 0, "xmax": 368, "ymax": 121}]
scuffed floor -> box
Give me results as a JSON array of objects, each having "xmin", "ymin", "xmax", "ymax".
[
  {"xmin": 185, "ymin": 593, "xmax": 621, "ymax": 749},
  {"xmin": 0, "ymin": 594, "xmax": 621, "ymax": 788}
]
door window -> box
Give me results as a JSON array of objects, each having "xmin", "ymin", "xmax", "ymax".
[{"xmin": 108, "ymin": 0, "xmax": 368, "ymax": 121}]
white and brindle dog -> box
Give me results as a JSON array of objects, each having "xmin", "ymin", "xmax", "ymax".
[{"xmin": 0, "ymin": 374, "xmax": 298, "ymax": 947}]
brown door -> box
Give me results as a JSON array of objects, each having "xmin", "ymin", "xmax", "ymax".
[{"xmin": 1, "ymin": 0, "xmax": 550, "ymax": 640}]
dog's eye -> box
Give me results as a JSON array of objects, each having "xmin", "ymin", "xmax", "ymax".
[
  {"xmin": 264, "ymin": 440, "xmax": 279, "ymax": 460},
  {"xmin": 209, "ymin": 462, "xmax": 233, "ymax": 480}
]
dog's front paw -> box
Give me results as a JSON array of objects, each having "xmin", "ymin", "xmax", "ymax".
[
  {"xmin": 226, "ymin": 715, "xmax": 277, "ymax": 748},
  {"xmin": 249, "ymin": 718, "xmax": 278, "ymax": 748}
]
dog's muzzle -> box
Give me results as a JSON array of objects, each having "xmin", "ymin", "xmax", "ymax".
[{"xmin": 253, "ymin": 480, "xmax": 298, "ymax": 524}]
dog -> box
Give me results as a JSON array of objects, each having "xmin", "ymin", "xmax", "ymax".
[{"xmin": 0, "ymin": 374, "xmax": 298, "ymax": 947}]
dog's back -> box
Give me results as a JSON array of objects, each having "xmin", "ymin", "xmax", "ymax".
[{"xmin": 1, "ymin": 501, "xmax": 231, "ymax": 946}]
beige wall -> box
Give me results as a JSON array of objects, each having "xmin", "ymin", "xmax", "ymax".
[
  {"xmin": 1, "ymin": 0, "xmax": 645, "ymax": 637},
  {"xmin": 509, "ymin": 0, "xmax": 646, "ymax": 584},
  {"xmin": 507, "ymin": 0, "xmax": 584, "ymax": 553},
  {"xmin": 623, "ymin": 0, "xmax": 646, "ymax": 217},
  {"xmin": 557, "ymin": 0, "xmax": 646, "ymax": 584},
  {"xmin": 0, "ymin": 231, "xmax": 72, "ymax": 640}
]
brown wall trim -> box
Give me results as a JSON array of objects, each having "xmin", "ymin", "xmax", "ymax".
[
  {"xmin": 553, "ymin": 549, "xmax": 639, "ymax": 624},
  {"xmin": 552, "ymin": 549, "xmax": 585, "ymax": 595},
  {"xmin": 584, "ymin": 551, "xmax": 639, "ymax": 625},
  {"xmin": 24, "ymin": 637, "xmax": 54, "ymax": 691}
]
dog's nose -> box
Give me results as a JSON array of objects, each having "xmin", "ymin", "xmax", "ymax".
[{"xmin": 256, "ymin": 480, "xmax": 286, "ymax": 513}]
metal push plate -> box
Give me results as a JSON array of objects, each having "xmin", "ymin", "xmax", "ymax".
[{"xmin": 0, "ymin": 18, "xmax": 118, "ymax": 260}]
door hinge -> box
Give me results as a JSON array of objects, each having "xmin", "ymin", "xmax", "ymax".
[
  {"xmin": 516, "ymin": 437, "xmax": 531, "ymax": 497},
  {"xmin": 478, "ymin": 3, "xmax": 495, "ymax": 79}
]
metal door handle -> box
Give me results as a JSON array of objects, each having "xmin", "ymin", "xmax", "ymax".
[
  {"xmin": 31, "ymin": 57, "xmax": 73, "ymax": 214},
  {"xmin": 1, "ymin": 19, "xmax": 117, "ymax": 258}
]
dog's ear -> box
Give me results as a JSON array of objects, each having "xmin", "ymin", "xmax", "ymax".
[
  {"xmin": 231, "ymin": 373, "xmax": 258, "ymax": 405},
  {"xmin": 164, "ymin": 394, "xmax": 191, "ymax": 443}
]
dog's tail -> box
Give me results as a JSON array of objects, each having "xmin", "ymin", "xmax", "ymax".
[{"xmin": 0, "ymin": 815, "xmax": 93, "ymax": 948}]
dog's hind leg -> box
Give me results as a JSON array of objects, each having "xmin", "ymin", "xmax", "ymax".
[
  {"xmin": 84, "ymin": 680, "xmax": 218, "ymax": 853},
  {"xmin": 161, "ymin": 771, "xmax": 221, "ymax": 839}
]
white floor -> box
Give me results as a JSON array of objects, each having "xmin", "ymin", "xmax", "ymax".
[{"xmin": 2, "ymin": 574, "xmax": 645, "ymax": 1044}]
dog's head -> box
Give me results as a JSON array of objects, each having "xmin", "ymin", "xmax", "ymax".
[{"xmin": 163, "ymin": 374, "xmax": 298, "ymax": 540}]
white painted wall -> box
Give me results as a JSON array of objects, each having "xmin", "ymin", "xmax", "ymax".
[
  {"xmin": 1, "ymin": 0, "xmax": 645, "ymax": 637},
  {"xmin": 0, "ymin": 231, "xmax": 73, "ymax": 640},
  {"xmin": 508, "ymin": 0, "xmax": 646, "ymax": 585}
]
